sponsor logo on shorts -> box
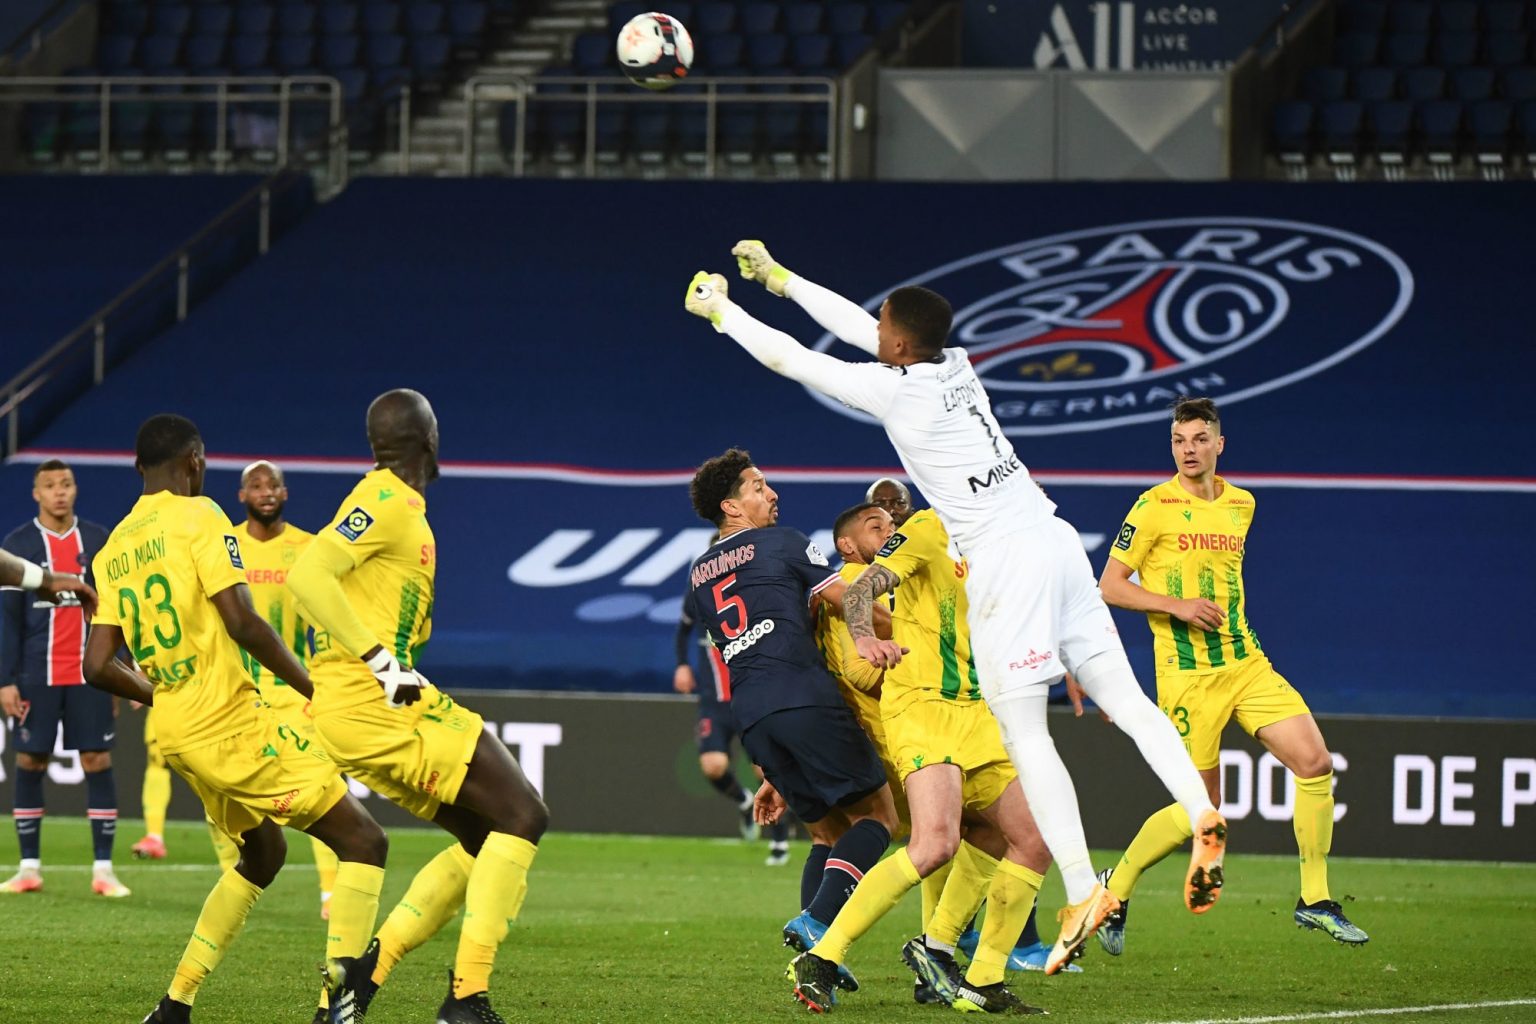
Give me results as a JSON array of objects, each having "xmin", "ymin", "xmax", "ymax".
[
  {"xmin": 423, "ymin": 770, "xmax": 441, "ymax": 795},
  {"xmin": 223, "ymin": 535, "xmax": 244, "ymax": 569},
  {"xmin": 272, "ymin": 788, "xmax": 299, "ymax": 814},
  {"xmin": 721, "ymin": 618, "xmax": 776, "ymax": 663},
  {"xmin": 1114, "ymin": 523, "xmax": 1137, "ymax": 550},
  {"xmin": 1008, "ymin": 648, "xmax": 1055, "ymax": 672},
  {"xmin": 335, "ymin": 507, "xmax": 375, "ymax": 542}
]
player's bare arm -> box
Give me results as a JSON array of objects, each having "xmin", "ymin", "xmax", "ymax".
[
  {"xmin": 0, "ymin": 548, "xmax": 98, "ymax": 618},
  {"xmin": 843, "ymin": 564, "xmax": 906, "ymax": 669},
  {"xmin": 813, "ymin": 576, "xmax": 895, "ymax": 640},
  {"xmin": 82, "ymin": 625, "xmax": 156, "ymax": 704},
  {"xmin": 210, "ymin": 583, "xmax": 316, "ymax": 699},
  {"xmin": 1100, "ymin": 557, "xmax": 1224, "ymax": 632}
]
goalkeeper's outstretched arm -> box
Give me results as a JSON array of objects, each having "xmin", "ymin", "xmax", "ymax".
[{"xmin": 732, "ymin": 240, "xmax": 880, "ymax": 357}]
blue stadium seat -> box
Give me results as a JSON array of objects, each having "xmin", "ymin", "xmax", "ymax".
[
  {"xmin": 152, "ymin": 5, "xmax": 194, "ymax": 37},
  {"xmin": 762, "ymin": 104, "xmax": 803, "ymax": 156},
  {"xmin": 1469, "ymin": 99, "xmax": 1514, "ymax": 154},
  {"xmin": 104, "ymin": 4, "xmax": 151, "ymax": 36},
  {"xmin": 746, "ymin": 33, "xmax": 789, "ymax": 72},
  {"xmin": 692, "ymin": 2, "xmax": 735, "ymax": 35},
  {"xmin": 1353, "ymin": 66, "xmax": 1396, "ymax": 101},
  {"xmin": 791, "ymin": 33, "xmax": 833, "ymax": 71},
  {"xmin": 1333, "ymin": 32, "xmax": 1379, "ymax": 66},
  {"xmin": 784, "ymin": 3, "xmax": 825, "ymax": 35},
  {"xmin": 277, "ymin": 5, "xmax": 317, "ymax": 37},
  {"xmin": 192, "ymin": 6, "xmax": 234, "ymax": 37},
  {"xmin": 1431, "ymin": 30, "xmax": 1478, "ymax": 66},
  {"xmin": 236, "ymin": 5, "xmax": 276, "ymax": 36},
  {"xmin": 22, "ymin": 104, "xmax": 62, "ymax": 162},
  {"xmin": 1417, "ymin": 98, "xmax": 1463, "ymax": 155},
  {"xmin": 739, "ymin": 2, "xmax": 781, "ymax": 34},
  {"xmin": 608, "ymin": 1, "xmax": 648, "ymax": 36},
  {"xmin": 184, "ymin": 33, "xmax": 228, "ymax": 70},
  {"xmin": 407, "ymin": 2, "xmax": 447, "ymax": 34},
  {"xmin": 828, "ymin": 2, "xmax": 870, "ymax": 35},
  {"xmin": 139, "ymin": 34, "xmax": 185, "ymax": 73},
  {"xmin": 1484, "ymin": 2, "xmax": 1525, "ymax": 32},
  {"xmin": 230, "ymin": 34, "xmax": 272, "ymax": 72},
  {"xmin": 1318, "ymin": 99, "xmax": 1364, "ymax": 155},
  {"xmin": 1436, "ymin": 1, "xmax": 1479, "ymax": 33},
  {"xmin": 333, "ymin": 66, "xmax": 369, "ymax": 102},
  {"xmin": 834, "ymin": 32, "xmax": 874, "ymax": 66},
  {"xmin": 410, "ymin": 33, "xmax": 452, "ymax": 84},
  {"xmin": 1367, "ymin": 99, "xmax": 1412, "ymax": 158},
  {"xmin": 1272, "ymin": 100, "xmax": 1313, "ymax": 160},
  {"xmin": 112, "ymin": 103, "xmax": 153, "ymax": 162},
  {"xmin": 362, "ymin": 2, "xmax": 403, "ymax": 35},
  {"xmin": 872, "ymin": 2, "xmax": 908, "ymax": 32},
  {"xmin": 1383, "ymin": 31, "xmax": 1428, "ymax": 66},
  {"xmin": 697, "ymin": 33, "xmax": 744, "ymax": 71},
  {"xmin": 1336, "ymin": 0, "xmax": 1387, "ymax": 33},
  {"xmin": 571, "ymin": 30, "xmax": 611, "ymax": 72},
  {"xmin": 1387, "ymin": 0, "xmax": 1432, "ymax": 33},
  {"xmin": 275, "ymin": 35, "xmax": 316, "ymax": 72},
  {"xmin": 99, "ymin": 34, "xmax": 139, "ymax": 73},
  {"xmin": 1302, "ymin": 66, "xmax": 1349, "ymax": 101},
  {"xmin": 155, "ymin": 99, "xmax": 197, "ymax": 163},
  {"xmin": 448, "ymin": 2, "xmax": 489, "ymax": 42},
  {"xmin": 364, "ymin": 33, "xmax": 407, "ymax": 69},
  {"xmin": 497, "ymin": 101, "xmax": 522, "ymax": 158},
  {"xmin": 718, "ymin": 106, "xmax": 758, "ymax": 159},
  {"xmin": 593, "ymin": 106, "xmax": 627, "ymax": 162},
  {"xmin": 1500, "ymin": 66, "xmax": 1536, "ymax": 100},
  {"xmin": 1518, "ymin": 98, "xmax": 1536, "ymax": 157},
  {"xmin": 322, "ymin": 3, "xmax": 361, "ymax": 35},
  {"xmin": 1451, "ymin": 66, "xmax": 1495, "ymax": 100},
  {"xmin": 1400, "ymin": 64, "xmax": 1445, "ymax": 100},
  {"xmin": 1484, "ymin": 32, "xmax": 1528, "ymax": 66},
  {"xmin": 630, "ymin": 107, "xmax": 671, "ymax": 161},
  {"xmin": 320, "ymin": 34, "xmax": 362, "ymax": 69}
]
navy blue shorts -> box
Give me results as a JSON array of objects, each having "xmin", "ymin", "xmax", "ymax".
[
  {"xmin": 741, "ymin": 704, "xmax": 887, "ymax": 824},
  {"xmin": 10, "ymin": 684, "xmax": 116, "ymax": 754},
  {"xmin": 695, "ymin": 703, "xmax": 738, "ymax": 756}
]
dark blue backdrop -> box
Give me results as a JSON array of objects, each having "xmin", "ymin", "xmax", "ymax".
[{"xmin": 1, "ymin": 179, "xmax": 1530, "ymax": 717}]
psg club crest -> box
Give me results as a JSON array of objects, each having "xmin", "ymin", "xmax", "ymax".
[{"xmin": 807, "ymin": 218, "xmax": 1414, "ymax": 436}]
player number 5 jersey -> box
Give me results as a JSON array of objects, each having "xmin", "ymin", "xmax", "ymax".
[{"xmin": 1108, "ymin": 476, "xmax": 1263, "ymax": 675}]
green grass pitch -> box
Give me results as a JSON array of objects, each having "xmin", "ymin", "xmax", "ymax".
[{"xmin": 2, "ymin": 819, "xmax": 1534, "ymax": 1023}]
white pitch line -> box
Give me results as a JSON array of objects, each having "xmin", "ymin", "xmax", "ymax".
[
  {"xmin": 0, "ymin": 863, "xmax": 313, "ymax": 872},
  {"xmin": 1145, "ymin": 999, "xmax": 1536, "ymax": 1024}
]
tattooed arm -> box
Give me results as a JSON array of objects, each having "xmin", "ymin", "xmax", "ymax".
[{"xmin": 844, "ymin": 564, "xmax": 907, "ymax": 669}]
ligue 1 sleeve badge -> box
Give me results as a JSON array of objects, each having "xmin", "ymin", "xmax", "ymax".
[{"xmin": 806, "ymin": 219, "xmax": 1412, "ymax": 436}]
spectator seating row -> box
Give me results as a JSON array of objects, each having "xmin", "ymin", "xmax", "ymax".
[
  {"xmin": 1273, "ymin": 96, "xmax": 1536, "ymax": 165},
  {"xmin": 605, "ymin": 0, "xmax": 910, "ymax": 38}
]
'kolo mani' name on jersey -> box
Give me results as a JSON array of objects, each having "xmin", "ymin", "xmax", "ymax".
[
  {"xmin": 104, "ymin": 535, "xmax": 166, "ymax": 581},
  {"xmin": 690, "ymin": 544, "xmax": 756, "ymax": 588},
  {"xmin": 967, "ymin": 454, "xmax": 1023, "ymax": 493}
]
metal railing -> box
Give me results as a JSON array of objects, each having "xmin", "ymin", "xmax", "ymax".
[
  {"xmin": 461, "ymin": 74, "xmax": 838, "ymax": 178},
  {"xmin": 0, "ymin": 171, "xmax": 312, "ymax": 457},
  {"xmin": 0, "ymin": 75, "xmax": 346, "ymax": 184}
]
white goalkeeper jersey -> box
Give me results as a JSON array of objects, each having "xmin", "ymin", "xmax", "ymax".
[{"xmin": 715, "ymin": 275, "xmax": 1056, "ymax": 552}]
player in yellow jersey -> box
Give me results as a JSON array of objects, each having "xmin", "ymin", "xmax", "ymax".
[
  {"xmin": 80, "ymin": 414, "xmax": 389, "ymax": 1024},
  {"xmin": 288, "ymin": 389, "xmax": 548, "ymax": 1024},
  {"xmin": 229, "ymin": 459, "xmax": 340, "ymax": 917},
  {"xmin": 1093, "ymin": 397, "xmax": 1367, "ymax": 950},
  {"xmin": 794, "ymin": 501, "xmax": 1055, "ymax": 1016}
]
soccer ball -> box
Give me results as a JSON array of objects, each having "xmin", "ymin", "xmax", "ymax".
[{"xmin": 615, "ymin": 12, "xmax": 694, "ymax": 91}]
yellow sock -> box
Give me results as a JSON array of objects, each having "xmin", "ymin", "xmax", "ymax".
[
  {"xmin": 206, "ymin": 818, "xmax": 240, "ymax": 872},
  {"xmin": 312, "ymin": 835, "xmax": 340, "ymax": 902},
  {"xmin": 919, "ymin": 860, "xmax": 953, "ymax": 934},
  {"xmin": 1294, "ymin": 772, "xmax": 1335, "ymax": 905},
  {"xmin": 1108, "ymin": 803, "xmax": 1193, "ymax": 902},
  {"xmin": 927, "ymin": 841, "xmax": 999, "ymax": 946},
  {"xmin": 374, "ymin": 843, "xmax": 475, "ymax": 986},
  {"xmin": 142, "ymin": 762, "xmax": 171, "ymax": 838},
  {"xmin": 169, "ymin": 869, "xmax": 263, "ymax": 1004},
  {"xmin": 453, "ymin": 833, "xmax": 538, "ymax": 999},
  {"xmin": 809, "ymin": 848, "xmax": 921, "ymax": 965},
  {"xmin": 327, "ymin": 862, "xmax": 385, "ymax": 961},
  {"xmin": 965, "ymin": 860, "xmax": 1043, "ymax": 988}
]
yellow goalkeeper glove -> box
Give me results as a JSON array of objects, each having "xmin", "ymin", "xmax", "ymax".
[
  {"xmin": 685, "ymin": 271, "xmax": 730, "ymax": 331},
  {"xmin": 732, "ymin": 240, "xmax": 791, "ymax": 297}
]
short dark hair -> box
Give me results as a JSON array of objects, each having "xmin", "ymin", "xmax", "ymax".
[
  {"xmin": 833, "ymin": 502, "xmax": 880, "ymax": 540},
  {"xmin": 135, "ymin": 413, "xmax": 202, "ymax": 469},
  {"xmin": 689, "ymin": 448, "xmax": 755, "ymax": 528},
  {"xmin": 1171, "ymin": 396, "xmax": 1221, "ymax": 432},
  {"xmin": 885, "ymin": 286, "xmax": 953, "ymax": 356},
  {"xmin": 33, "ymin": 458, "xmax": 71, "ymax": 479}
]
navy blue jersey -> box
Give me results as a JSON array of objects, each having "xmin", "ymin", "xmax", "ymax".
[
  {"xmin": 675, "ymin": 584, "xmax": 731, "ymax": 708},
  {"xmin": 685, "ymin": 526, "xmax": 846, "ymax": 730},
  {"xmin": 0, "ymin": 518, "xmax": 109, "ymax": 690}
]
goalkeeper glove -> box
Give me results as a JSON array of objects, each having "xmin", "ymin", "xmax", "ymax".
[
  {"xmin": 685, "ymin": 271, "xmax": 730, "ymax": 331},
  {"xmin": 364, "ymin": 648, "xmax": 427, "ymax": 708},
  {"xmin": 732, "ymin": 239, "xmax": 791, "ymax": 296}
]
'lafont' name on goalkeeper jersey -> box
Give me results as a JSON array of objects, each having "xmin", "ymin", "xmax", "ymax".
[
  {"xmin": 305, "ymin": 468, "xmax": 435, "ymax": 710},
  {"xmin": 1108, "ymin": 476, "xmax": 1263, "ymax": 675},
  {"xmin": 90, "ymin": 492, "xmax": 260, "ymax": 755}
]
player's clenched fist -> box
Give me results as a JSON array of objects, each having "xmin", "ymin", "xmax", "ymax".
[
  {"xmin": 732, "ymin": 240, "xmax": 791, "ymax": 296},
  {"xmin": 365, "ymin": 647, "xmax": 428, "ymax": 707},
  {"xmin": 685, "ymin": 271, "xmax": 730, "ymax": 330}
]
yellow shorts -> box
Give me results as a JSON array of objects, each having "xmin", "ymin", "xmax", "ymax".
[
  {"xmin": 259, "ymin": 679, "xmax": 311, "ymax": 720},
  {"xmin": 165, "ymin": 706, "xmax": 347, "ymax": 844},
  {"xmin": 312, "ymin": 685, "xmax": 484, "ymax": 823},
  {"xmin": 836, "ymin": 686, "xmax": 909, "ymax": 832},
  {"xmin": 886, "ymin": 699, "xmax": 1017, "ymax": 813},
  {"xmin": 1157, "ymin": 656, "xmax": 1312, "ymax": 771}
]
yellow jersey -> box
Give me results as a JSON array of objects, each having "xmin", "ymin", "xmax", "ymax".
[
  {"xmin": 1108, "ymin": 475, "xmax": 1263, "ymax": 675},
  {"xmin": 813, "ymin": 562, "xmax": 885, "ymax": 740},
  {"xmin": 91, "ymin": 492, "xmax": 261, "ymax": 755},
  {"xmin": 303, "ymin": 468, "xmax": 436, "ymax": 710},
  {"xmin": 231, "ymin": 521, "xmax": 313, "ymax": 710},
  {"xmin": 874, "ymin": 509, "xmax": 981, "ymax": 714}
]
